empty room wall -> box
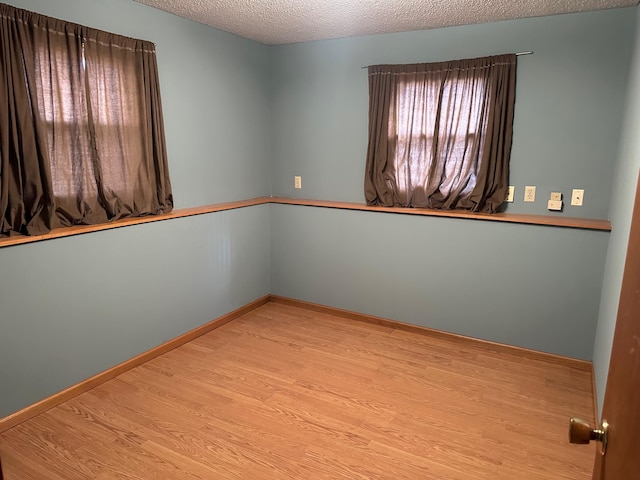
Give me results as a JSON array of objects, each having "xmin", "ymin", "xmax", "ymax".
[
  {"xmin": 0, "ymin": 0, "xmax": 271, "ymax": 418},
  {"xmin": 269, "ymin": 9, "xmax": 635, "ymax": 360},
  {"xmin": 593, "ymin": 5, "xmax": 640, "ymax": 416},
  {"xmin": 2, "ymin": 0, "xmax": 636, "ymax": 421}
]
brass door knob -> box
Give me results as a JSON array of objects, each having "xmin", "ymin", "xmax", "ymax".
[{"xmin": 569, "ymin": 417, "xmax": 608, "ymax": 455}]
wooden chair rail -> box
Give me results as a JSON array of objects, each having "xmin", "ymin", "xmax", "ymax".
[
  {"xmin": 271, "ymin": 197, "xmax": 611, "ymax": 231},
  {"xmin": 0, "ymin": 196, "xmax": 611, "ymax": 249}
]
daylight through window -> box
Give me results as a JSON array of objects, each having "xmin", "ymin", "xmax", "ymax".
[
  {"xmin": 365, "ymin": 55, "xmax": 517, "ymax": 213},
  {"xmin": 0, "ymin": 3, "xmax": 173, "ymax": 236}
]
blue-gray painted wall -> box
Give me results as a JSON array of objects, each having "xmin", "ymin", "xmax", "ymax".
[
  {"xmin": 0, "ymin": 0, "xmax": 271, "ymax": 418},
  {"xmin": 0, "ymin": 207, "xmax": 270, "ymax": 418},
  {"xmin": 270, "ymin": 9, "xmax": 634, "ymax": 219},
  {"xmin": 269, "ymin": 9, "xmax": 634, "ymax": 360},
  {"xmin": 1, "ymin": 0, "xmax": 638, "ymax": 419},
  {"xmin": 592, "ymin": 5, "xmax": 640, "ymax": 417},
  {"xmin": 270, "ymin": 204, "xmax": 609, "ymax": 359},
  {"xmin": 4, "ymin": 0, "xmax": 272, "ymax": 207}
]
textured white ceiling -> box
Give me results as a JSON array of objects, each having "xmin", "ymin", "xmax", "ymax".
[{"xmin": 133, "ymin": 0, "xmax": 639, "ymax": 45}]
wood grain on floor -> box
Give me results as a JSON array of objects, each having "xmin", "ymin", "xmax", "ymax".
[{"xmin": 0, "ymin": 302, "xmax": 596, "ymax": 479}]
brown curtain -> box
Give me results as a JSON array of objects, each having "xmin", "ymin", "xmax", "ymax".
[
  {"xmin": 364, "ymin": 54, "xmax": 516, "ymax": 213},
  {"xmin": 0, "ymin": 3, "xmax": 172, "ymax": 237}
]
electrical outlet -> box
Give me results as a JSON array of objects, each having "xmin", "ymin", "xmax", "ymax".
[
  {"xmin": 506, "ymin": 186, "xmax": 515, "ymax": 203},
  {"xmin": 571, "ymin": 189, "xmax": 584, "ymax": 206},
  {"xmin": 524, "ymin": 186, "xmax": 536, "ymax": 203},
  {"xmin": 294, "ymin": 176, "xmax": 302, "ymax": 189}
]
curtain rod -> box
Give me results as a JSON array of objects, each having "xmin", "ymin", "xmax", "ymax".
[{"xmin": 360, "ymin": 51, "xmax": 533, "ymax": 69}]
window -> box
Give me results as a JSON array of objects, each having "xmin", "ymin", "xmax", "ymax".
[
  {"xmin": 364, "ymin": 55, "xmax": 517, "ymax": 213},
  {"xmin": 0, "ymin": 4, "xmax": 173, "ymax": 236}
]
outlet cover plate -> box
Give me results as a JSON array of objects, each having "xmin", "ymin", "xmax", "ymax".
[
  {"xmin": 548, "ymin": 199, "xmax": 563, "ymax": 211},
  {"xmin": 506, "ymin": 186, "xmax": 515, "ymax": 203},
  {"xmin": 524, "ymin": 186, "xmax": 536, "ymax": 202},
  {"xmin": 550, "ymin": 192, "xmax": 562, "ymax": 201},
  {"xmin": 571, "ymin": 189, "xmax": 584, "ymax": 206}
]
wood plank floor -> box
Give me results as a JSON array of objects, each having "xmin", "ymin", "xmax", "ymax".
[{"xmin": 0, "ymin": 302, "xmax": 597, "ymax": 479}]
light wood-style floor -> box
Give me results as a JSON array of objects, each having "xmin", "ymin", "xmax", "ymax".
[{"xmin": 0, "ymin": 302, "xmax": 596, "ymax": 479}]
